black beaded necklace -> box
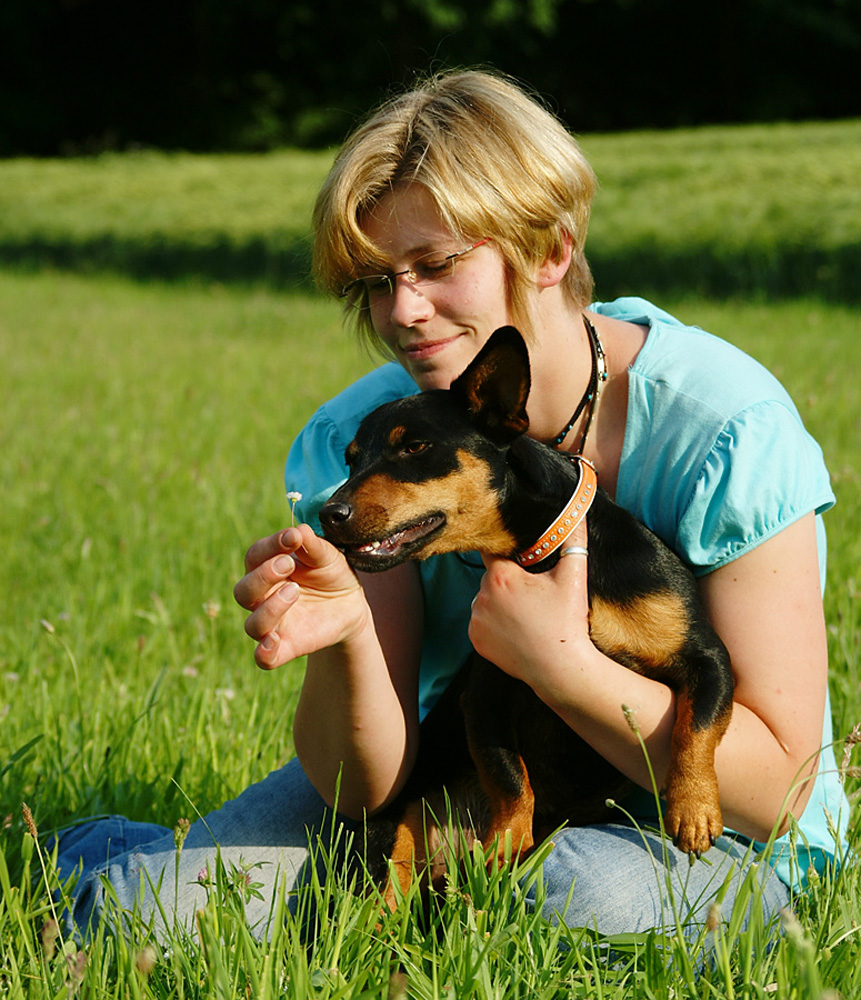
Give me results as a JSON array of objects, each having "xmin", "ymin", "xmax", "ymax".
[{"xmin": 550, "ymin": 314, "xmax": 607, "ymax": 453}]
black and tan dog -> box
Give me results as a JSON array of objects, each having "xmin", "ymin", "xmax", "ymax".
[{"xmin": 320, "ymin": 326, "xmax": 734, "ymax": 908}]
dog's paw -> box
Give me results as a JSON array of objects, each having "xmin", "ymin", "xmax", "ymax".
[
  {"xmin": 664, "ymin": 802, "xmax": 722, "ymax": 858},
  {"xmin": 481, "ymin": 821, "xmax": 534, "ymax": 871}
]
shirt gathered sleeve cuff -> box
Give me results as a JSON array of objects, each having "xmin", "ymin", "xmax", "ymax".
[{"xmin": 676, "ymin": 400, "xmax": 835, "ymax": 575}]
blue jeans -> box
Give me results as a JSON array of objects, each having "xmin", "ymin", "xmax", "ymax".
[{"xmin": 54, "ymin": 757, "xmax": 789, "ymax": 939}]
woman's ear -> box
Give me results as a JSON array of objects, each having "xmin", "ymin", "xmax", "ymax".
[{"xmin": 535, "ymin": 230, "xmax": 573, "ymax": 290}]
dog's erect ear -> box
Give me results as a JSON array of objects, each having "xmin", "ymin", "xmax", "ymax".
[{"xmin": 450, "ymin": 326, "xmax": 531, "ymax": 444}]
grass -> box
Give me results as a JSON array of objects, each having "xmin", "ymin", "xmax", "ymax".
[
  {"xmin": 1, "ymin": 118, "xmax": 860, "ymax": 996},
  {"xmin": 0, "ymin": 149, "xmax": 327, "ymax": 287},
  {"xmin": 583, "ymin": 120, "xmax": 861, "ymax": 302},
  {"xmin": 0, "ymin": 275, "xmax": 367, "ymax": 828}
]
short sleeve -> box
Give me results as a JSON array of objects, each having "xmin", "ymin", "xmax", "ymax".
[{"xmin": 677, "ymin": 400, "xmax": 835, "ymax": 574}]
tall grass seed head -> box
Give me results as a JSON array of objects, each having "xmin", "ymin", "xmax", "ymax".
[
  {"xmin": 388, "ymin": 971, "xmax": 409, "ymax": 1000},
  {"xmin": 173, "ymin": 816, "xmax": 190, "ymax": 851},
  {"xmin": 621, "ymin": 703, "xmax": 641, "ymax": 735},
  {"xmin": 66, "ymin": 948, "xmax": 87, "ymax": 987},
  {"xmin": 41, "ymin": 918, "xmax": 60, "ymax": 959},
  {"xmin": 22, "ymin": 801, "xmax": 38, "ymax": 839},
  {"xmin": 706, "ymin": 901, "xmax": 722, "ymax": 932},
  {"xmin": 135, "ymin": 945, "xmax": 158, "ymax": 977},
  {"xmin": 840, "ymin": 721, "xmax": 861, "ymax": 782}
]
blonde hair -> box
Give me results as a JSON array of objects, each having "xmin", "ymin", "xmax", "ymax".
[{"xmin": 312, "ymin": 69, "xmax": 596, "ymax": 349}]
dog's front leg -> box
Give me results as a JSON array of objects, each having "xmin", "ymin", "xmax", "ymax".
[{"xmin": 662, "ymin": 649, "xmax": 734, "ymax": 856}]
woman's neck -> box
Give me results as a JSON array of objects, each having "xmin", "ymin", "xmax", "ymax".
[
  {"xmin": 523, "ymin": 302, "xmax": 594, "ymax": 443},
  {"xmin": 525, "ymin": 307, "xmax": 648, "ymax": 499}
]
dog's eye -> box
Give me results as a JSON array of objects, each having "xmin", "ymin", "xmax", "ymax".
[{"xmin": 402, "ymin": 441, "xmax": 430, "ymax": 456}]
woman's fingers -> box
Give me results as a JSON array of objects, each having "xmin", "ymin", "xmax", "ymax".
[
  {"xmin": 242, "ymin": 526, "xmax": 301, "ymax": 574},
  {"xmin": 242, "ymin": 571, "xmax": 300, "ymax": 644},
  {"xmin": 469, "ymin": 520, "xmax": 591, "ymax": 680},
  {"xmin": 236, "ymin": 522, "xmax": 369, "ymax": 670},
  {"xmin": 546, "ymin": 519, "xmax": 590, "ymax": 617},
  {"xmin": 235, "ymin": 528, "xmax": 302, "ymax": 608}
]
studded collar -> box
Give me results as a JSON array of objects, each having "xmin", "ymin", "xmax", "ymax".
[{"xmin": 515, "ymin": 457, "xmax": 597, "ymax": 567}]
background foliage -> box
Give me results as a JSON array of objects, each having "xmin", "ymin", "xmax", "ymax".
[{"xmin": 2, "ymin": 0, "xmax": 860, "ymax": 155}]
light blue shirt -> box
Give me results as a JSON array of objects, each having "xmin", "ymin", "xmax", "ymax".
[{"xmin": 285, "ymin": 297, "xmax": 846, "ymax": 887}]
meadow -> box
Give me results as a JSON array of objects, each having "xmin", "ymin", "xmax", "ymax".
[{"xmin": 0, "ymin": 119, "xmax": 859, "ymax": 997}]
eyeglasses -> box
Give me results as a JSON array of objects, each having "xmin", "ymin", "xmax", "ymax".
[{"xmin": 339, "ymin": 239, "xmax": 490, "ymax": 307}]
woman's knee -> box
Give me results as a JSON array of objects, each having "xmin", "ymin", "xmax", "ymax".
[
  {"xmin": 529, "ymin": 824, "xmax": 667, "ymax": 933},
  {"xmin": 523, "ymin": 824, "xmax": 789, "ymax": 937}
]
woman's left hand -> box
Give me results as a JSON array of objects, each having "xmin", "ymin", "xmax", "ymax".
[{"xmin": 468, "ymin": 523, "xmax": 593, "ymax": 692}]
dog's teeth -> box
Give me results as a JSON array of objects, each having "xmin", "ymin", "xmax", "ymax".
[{"xmin": 348, "ymin": 517, "xmax": 443, "ymax": 562}]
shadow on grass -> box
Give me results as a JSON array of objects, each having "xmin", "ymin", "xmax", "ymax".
[
  {"xmin": 0, "ymin": 233, "xmax": 859, "ymax": 302},
  {"xmin": 0, "ymin": 233, "xmax": 315, "ymax": 289},
  {"xmin": 591, "ymin": 242, "xmax": 861, "ymax": 304}
]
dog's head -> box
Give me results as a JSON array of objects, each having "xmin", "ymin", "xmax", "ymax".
[{"xmin": 319, "ymin": 326, "xmax": 532, "ymax": 571}]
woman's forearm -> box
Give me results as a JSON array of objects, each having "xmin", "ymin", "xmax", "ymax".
[
  {"xmin": 235, "ymin": 527, "xmax": 424, "ymax": 819},
  {"xmin": 293, "ymin": 634, "xmax": 417, "ymax": 818},
  {"xmin": 292, "ymin": 565, "xmax": 425, "ymax": 819}
]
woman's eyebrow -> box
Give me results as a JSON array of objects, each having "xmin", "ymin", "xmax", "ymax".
[{"xmin": 358, "ymin": 243, "xmax": 438, "ymax": 273}]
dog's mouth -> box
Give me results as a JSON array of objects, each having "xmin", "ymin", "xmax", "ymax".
[{"xmin": 337, "ymin": 513, "xmax": 446, "ymax": 571}]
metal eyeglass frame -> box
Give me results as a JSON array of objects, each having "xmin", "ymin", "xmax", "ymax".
[{"xmin": 339, "ymin": 238, "xmax": 490, "ymax": 306}]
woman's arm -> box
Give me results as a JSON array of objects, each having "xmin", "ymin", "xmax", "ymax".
[
  {"xmin": 697, "ymin": 512, "xmax": 827, "ymax": 835},
  {"xmin": 294, "ymin": 561, "xmax": 425, "ymax": 818},
  {"xmin": 468, "ymin": 514, "xmax": 828, "ymax": 842},
  {"xmin": 235, "ymin": 524, "xmax": 425, "ymax": 818}
]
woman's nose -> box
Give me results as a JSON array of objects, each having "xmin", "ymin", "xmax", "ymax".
[{"xmin": 386, "ymin": 275, "xmax": 434, "ymax": 327}]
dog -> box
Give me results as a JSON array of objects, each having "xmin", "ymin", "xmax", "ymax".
[{"xmin": 319, "ymin": 326, "xmax": 734, "ymax": 909}]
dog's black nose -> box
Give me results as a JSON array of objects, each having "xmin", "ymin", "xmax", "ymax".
[{"xmin": 320, "ymin": 500, "xmax": 353, "ymax": 527}]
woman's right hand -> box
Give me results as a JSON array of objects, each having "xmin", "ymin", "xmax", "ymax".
[{"xmin": 233, "ymin": 524, "xmax": 371, "ymax": 670}]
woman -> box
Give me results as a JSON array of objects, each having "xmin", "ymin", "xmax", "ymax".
[{"xmin": 58, "ymin": 70, "xmax": 845, "ymax": 938}]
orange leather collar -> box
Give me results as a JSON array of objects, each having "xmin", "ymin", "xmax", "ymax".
[{"xmin": 515, "ymin": 457, "xmax": 597, "ymax": 567}]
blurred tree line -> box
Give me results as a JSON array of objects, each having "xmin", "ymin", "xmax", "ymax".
[{"xmin": 2, "ymin": 0, "xmax": 859, "ymax": 156}]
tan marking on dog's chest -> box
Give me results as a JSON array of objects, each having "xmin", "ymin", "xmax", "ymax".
[{"xmin": 590, "ymin": 591, "xmax": 689, "ymax": 670}]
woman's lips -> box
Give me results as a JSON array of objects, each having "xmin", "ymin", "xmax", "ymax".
[{"xmin": 401, "ymin": 334, "xmax": 462, "ymax": 362}]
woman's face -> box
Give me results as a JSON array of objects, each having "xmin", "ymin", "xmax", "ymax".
[{"xmin": 361, "ymin": 184, "xmax": 513, "ymax": 391}]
